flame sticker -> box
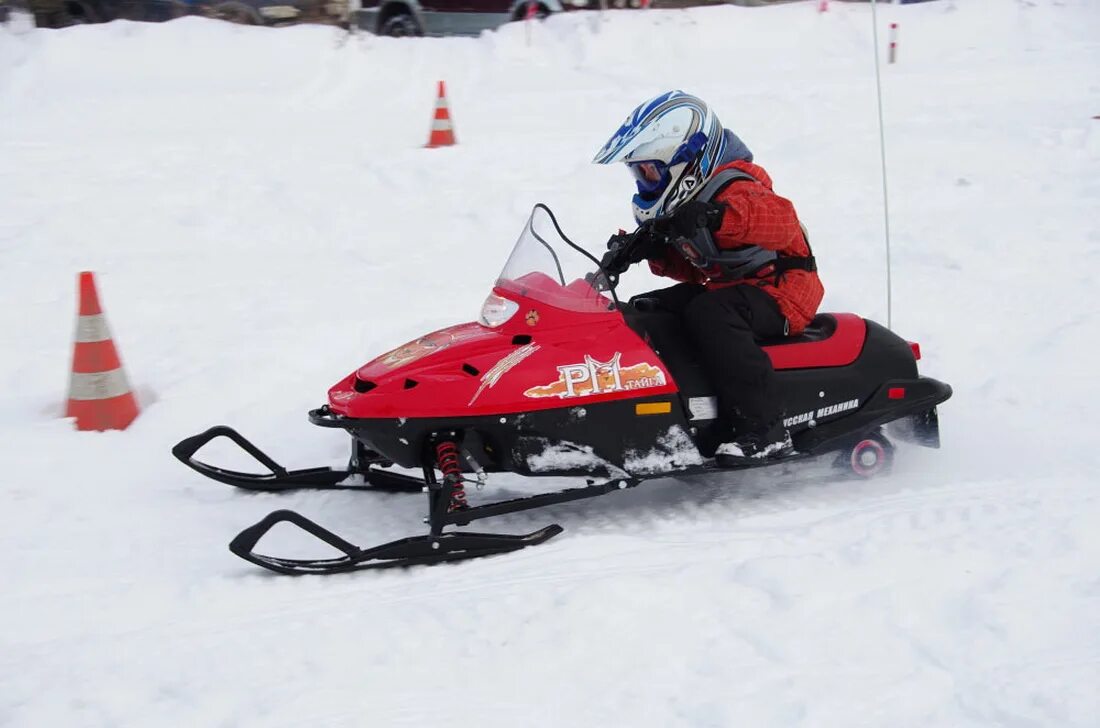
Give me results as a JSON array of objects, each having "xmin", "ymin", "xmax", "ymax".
[{"xmin": 468, "ymin": 343, "xmax": 541, "ymax": 406}]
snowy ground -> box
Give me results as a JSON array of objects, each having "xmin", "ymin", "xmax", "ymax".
[{"xmin": 2, "ymin": 1, "xmax": 1099, "ymax": 725}]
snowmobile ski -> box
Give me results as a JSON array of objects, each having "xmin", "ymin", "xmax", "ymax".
[
  {"xmin": 228, "ymin": 509, "xmax": 563, "ymax": 575},
  {"xmin": 171, "ymin": 425, "xmax": 424, "ymax": 493}
]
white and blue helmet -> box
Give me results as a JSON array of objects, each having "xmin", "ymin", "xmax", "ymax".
[{"xmin": 593, "ymin": 91, "xmax": 731, "ymax": 225}]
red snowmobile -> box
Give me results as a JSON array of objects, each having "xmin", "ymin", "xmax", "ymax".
[{"xmin": 174, "ymin": 205, "xmax": 952, "ymax": 575}]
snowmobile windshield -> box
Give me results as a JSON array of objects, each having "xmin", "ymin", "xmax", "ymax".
[{"xmin": 494, "ymin": 205, "xmax": 614, "ymax": 314}]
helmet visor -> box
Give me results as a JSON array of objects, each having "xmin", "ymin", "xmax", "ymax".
[{"xmin": 628, "ymin": 160, "xmax": 670, "ymax": 199}]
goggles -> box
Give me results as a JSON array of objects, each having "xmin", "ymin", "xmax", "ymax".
[{"xmin": 627, "ymin": 160, "xmax": 670, "ymax": 198}]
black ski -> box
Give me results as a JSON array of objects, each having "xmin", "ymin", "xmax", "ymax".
[
  {"xmin": 171, "ymin": 426, "xmax": 424, "ymax": 493},
  {"xmin": 228, "ymin": 509, "xmax": 563, "ymax": 575}
]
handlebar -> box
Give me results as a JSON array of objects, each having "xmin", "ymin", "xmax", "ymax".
[{"xmin": 593, "ymin": 220, "xmax": 671, "ymax": 288}]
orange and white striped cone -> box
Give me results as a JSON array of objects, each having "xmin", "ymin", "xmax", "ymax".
[
  {"xmin": 425, "ymin": 81, "xmax": 457, "ymax": 148},
  {"xmin": 65, "ymin": 272, "xmax": 140, "ymax": 431}
]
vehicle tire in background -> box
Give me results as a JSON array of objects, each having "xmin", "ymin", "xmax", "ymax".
[
  {"xmin": 379, "ymin": 8, "xmax": 419, "ymax": 36},
  {"xmin": 207, "ymin": 0, "xmax": 262, "ymax": 24}
]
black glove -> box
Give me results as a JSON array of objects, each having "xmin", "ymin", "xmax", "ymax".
[
  {"xmin": 657, "ymin": 201, "xmax": 725, "ymax": 239},
  {"xmin": 602, "ymin": 225, "xmax": 669, "ymax": 274},
  {"xmin": 599, "ymin": 247, "xmax": 630, "ymax": 276},
  {"xmin": 605, "ymin": 230, "xmax": 632, "ymax": 253},
  {"xmin": 601, "ymin": 231, "xmax": 633, "ymax": 275},
  {"xmin": 628, "ymin": 224, "xmax": 670, "ymax": 263}
]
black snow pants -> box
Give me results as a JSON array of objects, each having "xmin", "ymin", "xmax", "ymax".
[{"xmin": 634, "ymin": 282, "xmax": 787, "ymax": 435}]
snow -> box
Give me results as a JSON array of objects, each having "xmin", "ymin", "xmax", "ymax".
[
  {"xmin": 2, "ymin": 0, "xmax": 1099, "ymax": 724},
  {"xmin": 624, "ymin": 424, "xmax": 705, "ymax": 474},
  {"xmin": 527, "ymin": 438, "xmax": 625, "ymax": 475}
]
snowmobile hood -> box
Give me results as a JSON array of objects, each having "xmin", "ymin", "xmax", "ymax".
[
  {"xmin": 356, "ymin": 322, "xmax": 500, "ymax": 380},
  {"xmin": 327, "ymin": 287, "xmax": 678, "ymax": 419}
]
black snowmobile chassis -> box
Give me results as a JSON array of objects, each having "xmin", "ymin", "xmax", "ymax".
[{"xmin": 173, "ymin": 387, "xmax": 946, "ymax": 575}]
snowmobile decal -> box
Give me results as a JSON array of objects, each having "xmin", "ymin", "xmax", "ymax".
[
  {"xmin": 784, "ymin": 411, "xmax": 814, "ymax": 428},
  {"xmin": 468, "ymin": 342, "xmax": 541, "ymax": 406},
  {"xmin": 783, "ymin": 398, "xmax": 861, "ymax": 427},
  {"xmin": 376, "ymin": 327, "xmax": 481, "ymax": 370},
  {"xmin": 817, "ymin": 398, "xmax": 860, "ymax": 418},
  {"xmin": 524, "ymin": 353, "xmax": 666, "ymax": 399}
]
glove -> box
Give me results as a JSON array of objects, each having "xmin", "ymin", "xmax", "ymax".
[
  {"xmin": 627, "ymin": 225, "xmax": 669, "ymax": 263},
  {"xmin": 602, "ymin": 231, "xmax": 633, "ymax": 275},
  {"xmin": 602, "ymin": 226, "xmax": 668, "ymax": 274},
  {"xmin": 657, "ymin": 201, "xmax": 725, "ymax": 239},
  {"xmin": 599, "ymin": 247, "xmax": 630, "ymax": 276}
]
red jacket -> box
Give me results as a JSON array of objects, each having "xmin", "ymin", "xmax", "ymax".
[{"xmin": 649, "ymin": 160, "xmax": 824, "ymax": 334}]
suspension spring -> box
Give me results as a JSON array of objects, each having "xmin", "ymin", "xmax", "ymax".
[{"xmin": 434, "ymin": 440, "xmax": 468, "ymax": 511}]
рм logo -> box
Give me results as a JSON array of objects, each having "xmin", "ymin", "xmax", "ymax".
[{"xmin": 524, "ymin": 353, "xmax": 666, "ymax": 399}]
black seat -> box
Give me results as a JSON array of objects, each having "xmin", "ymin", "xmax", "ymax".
[
  {"xmin": 622, "ymin": 305, "xmax": 842, "ymax": 397},
  {"xmin": 625, "ymin": 298, "xmax": 836, "ymax": 347},
  {"xmin": 758, "ymin": 314, "xmax": 836, "ymax": 347}
]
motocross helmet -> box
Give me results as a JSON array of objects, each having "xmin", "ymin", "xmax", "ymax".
[{"xmin": 593, "ymin": 90, "xmax": 728, "ymax": 225}]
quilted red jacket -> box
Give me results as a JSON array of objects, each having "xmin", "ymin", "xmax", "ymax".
[{"xmin": 649, "ymin": 160, "xmax": 824, "ymax": 334}]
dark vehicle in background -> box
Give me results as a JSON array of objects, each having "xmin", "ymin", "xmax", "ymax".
[
  {"xmin": 11, "ymin": 0, "xmax": 701, "ymax": 32},
  {"xmin": 20, "ymin": 0, "xmax": 351, "ymax": 27},
  {"xmin": 24, "ymin": 0, "xmax": 182, "ymax": 25},
  {"xmin": 16, "ymin": 0, "xmax": 576, "ymax": 31},
  {"xmin": 195, "ymin": 0, "xmax": 349, "ymax": 25},
  {"xmin": 354, "ymin": 0, "xmax": 586, "ymax": 37}
]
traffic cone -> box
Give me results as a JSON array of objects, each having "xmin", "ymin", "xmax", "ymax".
[
  {"xmin": 65, "ymin": 272, "xmax": 140, "ymax": 431},
  {"xmin": 425, "ymin": 81, "xmax": 457, "ymax": 148}
]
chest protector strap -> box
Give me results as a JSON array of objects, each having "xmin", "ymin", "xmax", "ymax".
[{"xmin": 674, "ymin": 168, "xmax": 816, "ymax": 284}]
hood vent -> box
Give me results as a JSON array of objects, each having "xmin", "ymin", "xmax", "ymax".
[
  {"xmin": 353, "ymin": 377, "xmax": 376, "ymax": 393},
  {"xmin": 462, "ymin": 363, "xmax": 479, "ymax": 376}
]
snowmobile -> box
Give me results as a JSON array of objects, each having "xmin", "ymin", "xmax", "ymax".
[{"xmin": 173, "ymin": 204, "xmax": 952, "ymax": 575}]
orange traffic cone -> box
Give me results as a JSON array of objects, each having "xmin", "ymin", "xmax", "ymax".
[
  {"xmin": 426, "ymin": 81, "xmax": 457, "ymax": 148},
  {"xmin": 65, "ymin": 272, "xmax": 140, "ymax": 431}
]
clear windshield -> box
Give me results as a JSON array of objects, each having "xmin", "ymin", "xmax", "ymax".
[{"xmin": 494, "ymin": 205, "xmax": 614, "ymax": 314}]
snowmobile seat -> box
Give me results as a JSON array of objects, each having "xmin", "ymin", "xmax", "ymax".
[
  {"xmin": 758, "ymin": 314, "xmax": 837, "ymax": 347},
  {"xmin": 624, "ymin": 302, "xmax": 867, "ymax": 396},
  {"xmin": 626, "ymin": 299, "xmax": 837, "ymax": 347}
]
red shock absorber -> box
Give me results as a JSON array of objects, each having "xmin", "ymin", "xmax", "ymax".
[{"xmin": 434, "ymin": 440, "xmax": 468, "ymax": 512}]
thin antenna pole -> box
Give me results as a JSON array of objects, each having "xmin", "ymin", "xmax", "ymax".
[{"xmin": 869, "ymin": 0, "xmax": 893, "ymax": 329}]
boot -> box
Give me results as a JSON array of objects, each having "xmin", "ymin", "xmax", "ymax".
[{"xmin": 715, "ymin": 419, "xmax": 794, "ymax": 467}]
